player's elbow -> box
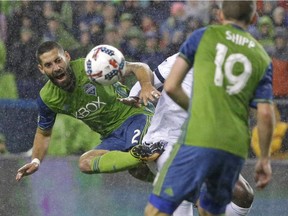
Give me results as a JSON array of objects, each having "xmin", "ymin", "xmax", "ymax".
[
  {"xmin": 164, "ymin": 81, "xmax": 176, "ymax": 97},
  {"xmin": 78, "ymin": 154, "xmax": 93, "ymax": 174}
]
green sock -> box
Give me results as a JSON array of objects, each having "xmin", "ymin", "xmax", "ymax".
[{"xmin": 90, "ymin": 151, "xmax": 141, "ymax": 173}]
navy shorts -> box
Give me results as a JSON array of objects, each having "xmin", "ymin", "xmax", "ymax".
[
  {"xmin": 95, "ymin": 114, "xmax": 151, "ymax": 151},
  {"xmin": 150, "ymin": 144, "xmax": 244, "ymax": 215}
]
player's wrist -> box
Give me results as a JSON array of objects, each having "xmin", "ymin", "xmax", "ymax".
[{"xmin": 31, "ymin": 158, "xmax": 40, "ymax": 167}]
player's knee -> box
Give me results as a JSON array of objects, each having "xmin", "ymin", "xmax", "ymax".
[
  {"xmin": 232, "ymin": 176, "xmax": 254, "ymax": 208},
  {"xmin": 144, "ymin": 203, "xmax": 158, "ymax": 216},
  {"xmin": 78, "ymin": 149, "xmax": 107, "ymax": 173},
  {"xmin": 144, "ymin": 204, "xmax": 150, "ymax": 216},
  {"xmin": 78, "ymin": 154, "xmax": 92, "ymax": 173}
]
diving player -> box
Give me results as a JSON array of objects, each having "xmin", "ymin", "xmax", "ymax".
[{"xmin": 16, "ymin": 41, "xmax": 163, "ymax": 181}]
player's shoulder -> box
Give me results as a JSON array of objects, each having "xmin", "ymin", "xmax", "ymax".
[
  {"xmin": 39, "ymin": 80, "xmax": 59, "ymax": 102},
  {"xmin": 71, "ymin": 58, "xmax": 85, "ymax": 64},
  {"xmin": 71, "ymin": 58, "xmax": 85, "ymax": 72},
  {"xmin": 184, "ymin": 26, "xmax": 208, "ymax": 47},
  {"xmin": 191, "ymin": 26, "xmax": 208, "ymax": 38}
]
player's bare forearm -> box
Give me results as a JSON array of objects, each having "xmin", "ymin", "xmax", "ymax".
[
  {"xmin": 125, "ymin": 61, "xmax": 160, "ymax": 105},
  {"xmin": 16, "ymin": 128, "xmax": 52, "ymax": 181},
  {"xmin": 32, "ymin": 127, "xmax": 52, "ymax": 160},
  {"xmin": 254, "ymin": 103, "xmax": 274, "ymax": 189},
  {"xmin": 125, "ymin": 61, "xmax": 153, "ymax": 84},
  {"xmin": 257, "ymin": 103, "xmax": 275, "ymax": 158}
]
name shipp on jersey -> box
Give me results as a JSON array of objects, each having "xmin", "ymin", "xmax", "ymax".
[{"xmin": 225, "ymin": 31, "xmax": 255, "ymax": 48}]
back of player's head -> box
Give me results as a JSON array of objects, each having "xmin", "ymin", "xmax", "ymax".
[
  {"xmin": 36, "ymin": 41, "xmax": 64, "ymax": 64},
  {"xmin": 222, "ymin": 0, "xmax": 256, "ymax": 24}
]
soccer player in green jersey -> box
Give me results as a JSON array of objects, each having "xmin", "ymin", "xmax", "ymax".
[
  {"xmin": 15, "ymin": 41, "xmax": 162, "ymax": 182},
  {"xmin": 145, "ymin": 1, "xmax": 274, "ymax": 216}
]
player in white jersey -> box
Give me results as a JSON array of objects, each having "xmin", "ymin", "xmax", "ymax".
[
  {"xmin": 123, "ymin": 53, "xmax": 254, "ymax": 216},
  {"xmin": 131, "ymin": 54, "xmax": 192, "ymax": 149}
]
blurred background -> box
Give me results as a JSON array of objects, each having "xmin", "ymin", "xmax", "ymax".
[{"xmin": 0, "ymin": 1, "xmax": 288, "ymax": 215}]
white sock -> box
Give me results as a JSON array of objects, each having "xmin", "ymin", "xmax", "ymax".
[
  {"xmin": 225, "ymin": 202, "xmax": 251, "ymax": 216},
  {"xmin": 173, "ymin": 200, "xmax": 193, "ymax": 216}
]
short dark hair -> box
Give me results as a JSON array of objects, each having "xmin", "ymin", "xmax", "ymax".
[
  {"xmin": 222, "ymin": 1, "xmax": 256, "ymax": 24},
  {"xmin": 36, "ymin": 41, "xmax": 64, "ymax": 64}
]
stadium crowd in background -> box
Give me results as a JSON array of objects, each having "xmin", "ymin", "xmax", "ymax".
[
  {"xmin": 0, "ymin": 0, "xmax": 288, "ymax": 156},
  {"xmin": 0, "ymin": 1, "xmax": 286, "ymax": 92}
]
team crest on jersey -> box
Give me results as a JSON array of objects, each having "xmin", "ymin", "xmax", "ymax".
[{"xmin": 83, "ymin": 83, "xmax": 96, "ymax": 96}]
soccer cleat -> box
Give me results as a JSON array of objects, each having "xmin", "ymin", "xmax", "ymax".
[{"xmin": 130, "ymin": 141, "xmax": 167, "ymax": 161}]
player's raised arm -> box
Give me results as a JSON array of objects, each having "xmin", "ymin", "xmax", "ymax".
[
  {"xmin": 16, "ymin": 128, "xmax": 52, "ymax": 181},
  {"xmin": 125, "ymin": 61, "xmax": 160, "ymax": 105}
]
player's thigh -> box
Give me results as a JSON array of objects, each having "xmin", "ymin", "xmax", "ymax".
[
  {"xmin": 124, "ymin": 114, "xmax": 151, "ymax": 148},
  {"xmin": 96, "ymin": 114, "xmax": 151, "ymax": 151},
  {"xmin": 149, "ymin": 145, "xmax": 212, "ymax": 214},
  {"xmin": 153, "ymin": 145, "xmax": 207, "ymax": 203},
  {"xmin": 200, "ymin": 151, "xmax": 244, "ymax": 214}
]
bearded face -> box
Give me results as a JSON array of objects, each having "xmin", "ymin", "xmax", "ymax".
[
  {"xmin": 46, "ymin": 65, "xmax": 76, "ymax": 91},
  {"xmin": 38, "ymin": 48, "xmax": 76, "ymax": 92}
]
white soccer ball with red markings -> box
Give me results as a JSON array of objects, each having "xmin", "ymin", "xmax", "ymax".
[{"xmin": 85, "ymin": 45, "xmax": 126, "ymax": 85}]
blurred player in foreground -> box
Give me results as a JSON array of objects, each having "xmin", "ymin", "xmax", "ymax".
[
  {"xmin": 16, "ymin": 41, "xmax": 163, "ymax": 182},
  {"xmin": 123, "ymin": 53, "xmax": 254, "ymax": 216},
  {"xmin": 145, "ymin": 1, "xmax": 274, "ymax": 216}
]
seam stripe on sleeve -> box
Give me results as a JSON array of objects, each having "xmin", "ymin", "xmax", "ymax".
[{"xmin": 154, "ymin": 67, "xmax": 165, "ymax": 83}]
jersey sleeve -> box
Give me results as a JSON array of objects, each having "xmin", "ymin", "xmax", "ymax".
[
  {"xmin": 37, "ymin": 97, "xmax": 57, "ymax": 130},
  {"xmin": 250, "ymin": 63, "xmax": 273, "ymax": 108},
  {"xmin": 129, "ymin": 82, "xmax": 141, "ymax": 97},
  {"xmin": 179, "ymin": 27, "xmax": 206, "ymax": 66}
]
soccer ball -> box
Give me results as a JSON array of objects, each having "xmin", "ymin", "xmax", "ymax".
[{"xmin": 84, "ymin": 44, "xmax": 126, "ymax": 85}]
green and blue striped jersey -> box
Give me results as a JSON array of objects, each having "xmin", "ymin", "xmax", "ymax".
[
  {"xmin": 179, "ymin": 24, "xmax": 273, "ymax": 158},
  {"xmin": 39, "ymin": 58, "xmax": 153, "ymax": 138}
]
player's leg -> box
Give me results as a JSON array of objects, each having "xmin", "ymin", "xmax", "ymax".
[
  {"xmin": 79, "ymin": 149, "xmax": 108, "ymax": 174},
  {"xmin": 156, "ymin": 143, "xmax": 194, "ymax": 216},
  {"xmin": 196, "ymin": 150, "xmax": 244, "ymax": 216},
  {"xmin": 79, "ymin": 114, "xmax": 162, "ymax": 174},
  {"xmin": 145, "ymin": 203, "xmax": 170, "ymax": 216},
  {"xmin": 79, "ymin": 142, "xmax": 164, "ymax": 174},
  {"xmin": 79, "ymin": 149, "xmax": 141, "ymax": 174},
  {"xmin": 225, "ymin": 174, "xmax": 254, "ymax": 216},
  {"xmin": 146, "ymin": 145, "xmax": 204, "ymax": 216}
]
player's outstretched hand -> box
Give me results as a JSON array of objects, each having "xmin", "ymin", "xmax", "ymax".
[
  {"xmin": 254, "ymin": 158, "xmax": 272, "ymax": 189},
  {"xmin": 118, "ymin": 96, "xmax": 142, "ymax": 108},
  {"xmin": 139, "ymin": 84, "xmax": 161, "ymax": 106},
  {"xmin": 16, "ymin": 161, "xmax": 39, "ymax": 181}
]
